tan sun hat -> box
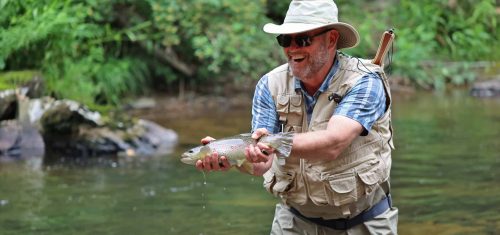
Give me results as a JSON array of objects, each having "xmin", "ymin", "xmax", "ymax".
[{"xmin": 263, "ymin": 0, "xmax": 360, "ymax": 49}]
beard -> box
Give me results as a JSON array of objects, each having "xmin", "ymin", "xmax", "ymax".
[{"xmin": 289, "ymin": 43, "xmax": 330, "ymax": 81}]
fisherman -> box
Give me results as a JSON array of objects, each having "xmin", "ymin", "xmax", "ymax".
[{"xmin": 195, "ymin": 0, "xmax": 398, "ymax": 234}]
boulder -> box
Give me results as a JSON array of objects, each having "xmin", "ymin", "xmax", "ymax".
[
  {"xmin": 0, "ymin": 87, "xmax": 178, "ymax": 159},
  {"xmin": 0, "ymin": 120, "xmax": 44, "ymax": 160},
  {"xmin": 470, "ymin": 79, "xmax": 500, "ymax": 98},
  {"xmin": 36, "ymin": 98, "xmax": 178, "ymax": 157}
]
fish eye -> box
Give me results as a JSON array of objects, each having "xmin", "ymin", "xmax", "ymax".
[{"xmin": 189, "ymin": 150, "xmax": 193, "ymax": 153}]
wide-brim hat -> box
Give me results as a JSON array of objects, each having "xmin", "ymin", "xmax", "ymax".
[{"xmin": 263, "ymin": 0, "xmax": 360, "ymax": 49}]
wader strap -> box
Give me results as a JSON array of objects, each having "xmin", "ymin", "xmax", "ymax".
[{"xmin": 289, "ymin": 194, "xmax": 392, "ymax": 230}]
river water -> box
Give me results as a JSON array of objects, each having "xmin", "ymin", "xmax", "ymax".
[{"xmin": 0, "ymin": 90, "xmax": 498, "ymax": 234}]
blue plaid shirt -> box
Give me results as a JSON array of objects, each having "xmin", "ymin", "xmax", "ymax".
[{"xmin": 251, "ymin": 54, "xmax": 386, "ymax": 136}]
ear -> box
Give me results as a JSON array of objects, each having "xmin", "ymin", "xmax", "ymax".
[{"xmin": 328, "ymin": 30, "xmax": 340, "ymax": 49}]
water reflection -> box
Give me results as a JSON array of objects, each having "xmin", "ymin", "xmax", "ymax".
[{"xmin": 0, "ymin": 90, "xmax": 498, "ymax": 234}]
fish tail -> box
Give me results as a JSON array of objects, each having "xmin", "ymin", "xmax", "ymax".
[{"xmin": 274, "ymin": 132, "xmax": 294, "ymax": 158}]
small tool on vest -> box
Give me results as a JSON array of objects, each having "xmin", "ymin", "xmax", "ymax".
[
  {"xmin": 328, "ymin": 93, "xmax": 342, "ymax": 104},
  {"xmin": 278, "ymin": 120, "xmax": 286, "ymax": 133}
]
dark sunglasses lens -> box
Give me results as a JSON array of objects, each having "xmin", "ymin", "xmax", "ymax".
[
  {"xmin": 295, "ymin": 36, "xmax": 311, "ymax": 47},
  {"xmin": 276, "ymin": 35, "xmax": 292, "ymax": 47}
]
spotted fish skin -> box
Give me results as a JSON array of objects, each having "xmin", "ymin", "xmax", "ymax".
[{"xmin": 180, "ymin": 132, "xmax": 294, "ymax": 172}]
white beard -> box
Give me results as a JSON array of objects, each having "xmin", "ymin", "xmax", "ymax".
[{"xmin": 289, "ymin": 43, "xmax": 330, "ymax": 81}]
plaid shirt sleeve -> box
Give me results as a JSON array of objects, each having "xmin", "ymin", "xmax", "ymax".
[
  {"xmin": 251, "ymin": 75, "xmax": 280, "ymax": 134},
  {"xmin": 334, "ymin": 73, "xmax": 387, "ymax": 136}
]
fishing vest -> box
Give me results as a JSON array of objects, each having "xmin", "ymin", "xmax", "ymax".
[{"xmin": 263, "ymin": 53, "xmax": 395, "ymax": 219}]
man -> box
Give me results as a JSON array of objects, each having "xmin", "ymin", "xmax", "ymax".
[{"xmin": 196, "ymin": 0, "xmax": 398, "ymax": 234}]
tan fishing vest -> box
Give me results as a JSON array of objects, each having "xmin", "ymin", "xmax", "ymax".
[{"xmin": 263, "ymin": 53, "xmax": 395, "ymax": 219}]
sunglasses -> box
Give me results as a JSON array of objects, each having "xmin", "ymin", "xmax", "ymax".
[{"xmin": 276, "ymin": 29, "xmax": 332, "ymax": 48}]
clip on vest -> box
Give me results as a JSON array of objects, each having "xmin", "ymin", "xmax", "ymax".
[
  {"xmin": 328, "ymin": 93, "xmax": 343, "ymax": 104},
  {"xmin": 278, "ymin": 120, "xmax": 287, "ymax": 133}
]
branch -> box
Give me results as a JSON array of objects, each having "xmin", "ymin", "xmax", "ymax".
[
  {"xmin": 113, "ymin": 4, "xmax": 196, "ymax": 77},
  {"xmin": 138, "ymin": 42, "xmax": 196, "ymax": 77}
]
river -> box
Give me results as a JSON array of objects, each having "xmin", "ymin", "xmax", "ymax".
[{"xmin": 0, "ymin": 90, "xmax": 498, "ymax": 234}]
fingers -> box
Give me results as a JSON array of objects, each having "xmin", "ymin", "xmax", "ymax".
[
  {"xmin": 201, "ymin": 136, "xmax": 216, "ymax": 145},
  {"xmin": 195, "ymin": 151, "xmax": 231, "ymax": 172},
  {"xmin": 219, "ymin": 156, "xmax": 231, "ymax": 171},
  {"xmin": 245, "ymin": 144, "xmax": 271, "ymax": 163},
  {"xmin": 251, "ymin": 128, "xmax": 269, "ymax": 139},
  {"xmin": 257, "ymin": 143, "xmax": 274, "ymax": 156}
]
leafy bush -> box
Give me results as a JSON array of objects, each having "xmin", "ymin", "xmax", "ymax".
[
  {"xmin": 0, "ymin": 0, "xmax": 150, "ymax": 106},
  {"xmin": 0, "ymin": 0, "xmax": 498, "ymax": 107},
  {"xmin": 387, "ymin": 0, "xmax": 497, "ymax": 88},
  {"xmin": 339, "ymin": 0, "xmax": 497, "ymax": 89}
]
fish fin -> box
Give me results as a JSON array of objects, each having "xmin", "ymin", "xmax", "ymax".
[
  {"xmin": 240, "ymin": 161, "xmax": 254, "ymax": 175},
  {"xmin": 274, "ymin": 132, "xmax": 294, "ymax": 158},
  {"xmin": 236, "ymin": 158, "xmax": 246, "ymax": 167},
  {"xmin": 239, "ymin": 133, "xmax": 252, "ymax": 137}
]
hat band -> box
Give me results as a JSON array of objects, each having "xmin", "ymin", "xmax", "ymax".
[{"xmin": 284, "ymin": 15, "xmax": 338, "ymax": 25}]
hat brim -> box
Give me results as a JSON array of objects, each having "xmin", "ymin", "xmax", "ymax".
[{"xmin": 263, "ymin": 22, "xmax": 360, "ymax": 49}]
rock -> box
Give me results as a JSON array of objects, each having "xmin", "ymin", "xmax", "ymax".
[
  {"xmin": 0, "ymin": 88, "xmax": 28, "ymax": 121},
  {"xmin": 37, "ymin": 99, "xmax": 178, "ymax": 157},
  {"xmin": 0, "ymin": 89, "xmax": 178, "ymax": 159},
  {"xmin": 38, "ymin": 99, "xmax": 102, "ymax": 134},
  {"xmin": 133, "ymin": 119, "xmax": 178, "ymax": 156},
  {"xmin": 0, "ymin": 120, "xmax": 44, "ymax": 159},
  {"xmin": 43, "ymin": 118, "xmax": 178, "ymax": 157},
  {"xmin": 470, "ymin": 79, "xmax": 500, "ymax": 98}
]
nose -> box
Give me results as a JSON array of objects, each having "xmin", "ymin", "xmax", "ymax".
[
  {"xmin": 284, "ymin": 41, "xmax": 300, "ymax": 53},
  {"xmin": 288, "ymin": 38, "xmax": 301, "ymax": 49}
]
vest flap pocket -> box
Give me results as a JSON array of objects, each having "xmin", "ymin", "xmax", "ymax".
[
  {"xmin": 290, "ymin": 95, "xmax": 302, "ymax": 106},
  {"xmin": 329, "ymin": 175, "xmax": 356, "ymax": 193},
  {"xmin": 273, "ymin": 171, "xmax": 295, "ymax": 193},
  {"xmin": 276, "ymin": 95, "xmax": 289, "ymax": 113},
  {"xmin": 289, "ymin": 95, "xmax": 302, "ymax": 114},
  {"xmin": 357, "ymin": 166, "xmax": 383, "ymax": 195},
  {"xmin": 323, "ymin": 172, "xmax": 358, "ymax": 207},
  {"xmin": 358, "ymin": 169, "xmax": 379, "ymax": 186},
  {"xmin": 278, "ymin": 95, "xmax": 289, "ymax": 105}
]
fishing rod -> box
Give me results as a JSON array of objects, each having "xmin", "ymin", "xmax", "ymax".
[{"xmin": 372, "ymin": 29, "xmax": 395, "ymax": 67}]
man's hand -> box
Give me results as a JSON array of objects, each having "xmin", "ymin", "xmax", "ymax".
[
  {"xmin": 201, "ymin": 136, "xmax": 215, "ymax": 145},
  {"xmin": 195, "ymin": 151, "xmax": 231, "ymax": 172},
  {"xmin": 245, "ymin": 128, "xmax": 274, "ymax": 164},
  {"xmin": 195, "ymin": 136, "xmax": 231, "ymax": 172}
]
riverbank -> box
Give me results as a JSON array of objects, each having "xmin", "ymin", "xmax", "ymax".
[
  {"xmin": 126, "ymin": 93, "xmax": 254, "ymax": 121},
  {"xmin": 126, "ymin": 76, "xmax": 421, "ymax": 121}
]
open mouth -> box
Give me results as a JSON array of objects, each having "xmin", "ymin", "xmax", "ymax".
[
  {"xmin": 180, "ymin": 157, "xmax": 193, "ymax": 164},
  {"xmin": 290, "ymin": 54, "xmax": 306, "ymax": 63}
]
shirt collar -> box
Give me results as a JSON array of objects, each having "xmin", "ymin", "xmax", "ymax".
[{"xmin": 294, "ymin": 52, "xmax": 340, "ymax": 96}]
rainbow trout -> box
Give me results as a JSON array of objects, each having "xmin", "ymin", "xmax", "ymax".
[{"xmin": 180, "ymin": 132, "xmax": 294, "ymax": 173}]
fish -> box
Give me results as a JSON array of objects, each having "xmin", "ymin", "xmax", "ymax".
[{"xmin": 180, "ymin": 132, "xmax": 294, "ymax": 173}]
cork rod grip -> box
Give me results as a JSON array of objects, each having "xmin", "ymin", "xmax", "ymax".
[{"xmin": 372, "ymin": 29, "xmax": 395, "ymax": 66}]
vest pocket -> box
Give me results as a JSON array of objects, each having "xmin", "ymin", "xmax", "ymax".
[
  {"xmin": 289, "ymin": 95, "xmax": 302, "ymax": 114},
  {"xmin": 276, "ymin": 95, "xmax": 289, "ymax": 113},
  {"xmin": 263, "ymin": 170, "xmax": 296, "ymax": 197},
  {"xmin": 324, "ymin": 172, "xmax": 358, "ymax": 206},
  {"xmin": 357, "ymin": 165, "xmax": 384, "ymax": 195}
]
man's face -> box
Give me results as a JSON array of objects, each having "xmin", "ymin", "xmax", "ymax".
[{"xmin": 282, "ymin": 28, "xmax": 337, "ymax": 81}]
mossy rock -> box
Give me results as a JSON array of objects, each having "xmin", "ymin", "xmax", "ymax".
[{"xmin": 0, "ymin": 70, "xmax": 44, "ymax": 98}]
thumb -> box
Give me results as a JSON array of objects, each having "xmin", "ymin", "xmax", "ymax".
[{"xmin": 251, "ymin": 128, "xmax": 269, "ymax": 139}]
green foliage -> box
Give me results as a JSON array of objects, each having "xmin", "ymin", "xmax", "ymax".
[
  {"xmin": 0, "ymin": 70, "xmax": 40, "ymax": 90},
  {"xmin": 0, "ymin": 0, "xmax": 498, "ymax": 106},
  {"xmin": 389, "ymin": 0, "xmax": 498, "ymax": 88},
  {"xmin": 329, "ymin": 0, "xmax": 497, "ymax": 89},
  {"xmin": 1, "ymin": 0, "xmax": 149, "ymax": 106},
  {"xmin": 149, "ymin": 0, "xmax": 277, "ymax": 80}
]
